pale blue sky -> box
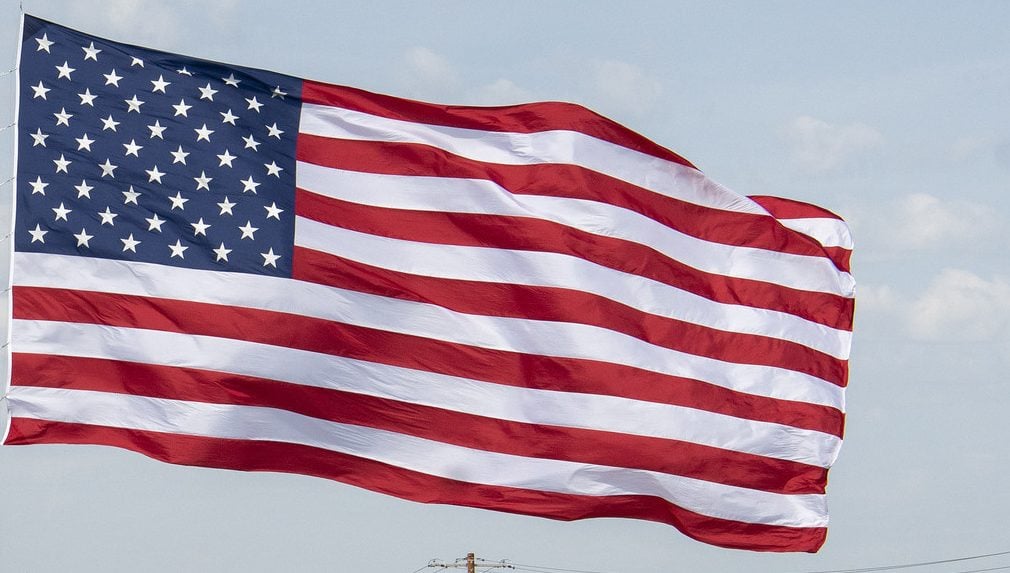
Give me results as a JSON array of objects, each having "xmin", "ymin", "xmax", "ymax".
[{"xmin": 1, "ymin": 2, "xmax": 1009, "ymax": 572}]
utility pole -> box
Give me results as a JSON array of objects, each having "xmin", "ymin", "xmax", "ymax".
[{"xmin": 424, "ymin": 553, "xmax": 513, "ymax": 573}]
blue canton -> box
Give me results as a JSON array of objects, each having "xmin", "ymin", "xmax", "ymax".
[{"xmin": 16, "ymin": 16, "xmax": 301, "ymax": 277}]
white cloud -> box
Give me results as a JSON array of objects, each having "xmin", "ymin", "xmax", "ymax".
[
  {"xmin": 588, "ymin": 59, "xmax": 662, "ymax": 116},
  {"xmin": 400, "ymin": 47, "xmax": 460, "ymax": 100},
  {"xmin": 67, "ymin": 0, "xmax": 181, "ymax": 45},
  {"xmin": 65, "ymin": 0, "xmax": 239, "ymax": 46},
  {"xmin": 848, "ymin": 193, "xmax": 1002, "ymax": 254},
  {"xmin": 783, "ymin": 115, "xmax": 883, "ymax": 172},
  {"xmin": 906, "ymin": 269, "xmax": 1010, "ymax": 341},
  {"xmin": 855, "ymin": 283, "xmax": 898, "ymax": 316},
  {"xmin": 470, "ymin": 79, "xmax": 534, "ymax": 106},
  {"xmin": 887, "ymin": 193, "xmax": 999, "ymax": 250},
  {"xmin": 950, "ymin": 135, "xmax": 994, "ymax": 161}
]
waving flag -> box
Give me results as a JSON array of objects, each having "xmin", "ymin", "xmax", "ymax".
[{"xmin": 5, "ymin": 14, "xmax": 855, "ymax": 552}]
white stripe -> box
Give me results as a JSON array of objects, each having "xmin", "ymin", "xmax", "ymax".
[
  {"xmin": 11, "ymin": 319, "xmax": 842, "ymax": 467},
  {"xmin": 13, "ymin": 252, "xmax": 846, "ymax": 409},
  {"xmin": 300, "ymin": 103, "xmax": 769, "ymax": 216},
  {"xmin": 297, "ymin": 163, "xmax": 856, "ymax": 297},
  {"xmin": 295, "ymin": 217, "xmax": 852, "ymax": 362},
  {"xmin": 6, "ymin": 385, "xmax": 829, "ymax": 527},
  {"xmin": 777, "ymin": 217, "xmax": 854, "ymax": 250}
]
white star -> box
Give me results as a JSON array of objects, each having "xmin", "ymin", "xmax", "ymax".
[
  {"xmin": 75, "ymin": 180, "xmax": 94, "ymax": 199},
  {"xmin": 217, "ymin": 197, "xmax": 237, "ymax": 215},
  {"xmin": 78, "ymin": 88, "xmax": 97, "ymax": 106},
  {"xmin": 177, "ymin": 66, "xmax": 193, "ymax": 76},
  {"xmin": 194, "ymin": 171, "xmax": 212, "ymax": 190},
  {"xmin": 103, "ymin": 69, "xmax": 122, "ymax": 87},
  {"xmin": 213, "ymin": 242, "xmax": 232, "ymax": 262},
  {"xmin": 171, "ymin": 145, "xmax": 190, "ymax": 164},
  {"xmin": 238, "ymin": 220, "xmax": 259, "ymax": 240},
  {"xmin": 53, "ymin": 154, "xmax": 72, "ymax": 173},
  {"xmin": 35, "ymin": 34, "xmax": 54, "ymax": 53},
  {"xmin": 122, "ymin": 186, "xmax": 141, "ymax": 205},
  {"xmin": 55, "ymin": 61, "xmax": 75, "ymax": 80},
  {"xmin": 169, "ymin": 192, "xmax": 189, "ymax": 210},
  {"xmin": 29, "ymin": 223, "xmax": 48, "ymax": 243},
  {"xmin": 82, "ymin": 42, "xmax": 101, "ymax": 61},
  {"xmin": 120, "ymin": 233, "xmax": 141, "ymax": 253},
  {"xmin": 146, "ymin": 165, "xmax": 165, "ymax": 184},
  {"xmin": 101, "ymin": 114, "xmax": 120, "ymax": 131},
  {"xmin": 172, "ymin": 99, "xmax": 192, "ymax": 117},
  {"xmin": 151, "ymin": 75, "xmax": 171, "ymax": 93},
  {"xmin": 99, "ymin": 159, "xmax": 118, "ymax": 178},
  {"xmin": 265, "ymin": 123, "xmax": 284, "ymax": 139},
  {"xmin": 31, "ymin": 81, "xmax": 50, "ymax": 99},
  {"xmin": 148, "ymin": 120, "xmax": 167, "ymax": 139},
  {"xmin": 146, "ymin": 214, "xmax": 165, "ymax": 232},
  {"xmin": 271, "ymin": 85, "xmax": 288, "ymax": 99},
  {"xmin": 31, "ymin": 129, "xmax": 49, "ymax": 147},
  {"xmin": 261, "ymin": 248, "xmax": 281, "ymax": 268},
  {"xmin": 98, "ymin": 207, "xmax": 118, "ymax": 225},
  {"xmin": 191, "ymin": 217, "xmax": 211, "ymax": 236},
  {"xmin": 246, "ymin": 96, "xmax": 263, "ymax": 112},
  {"xmin": 222, "ymin": 73, "xmax": 241, "ymax": 87},
  {"xmin": 217, "ymin": 149, "xmax": 237, "ymax": 167},
  {"xmin": 124, "ymin": 94, "xmax": 145, "ymax": 113},
  {"xmin": 220, "ymin": 109, "xmax": 239, "ymax": 125},
  {"xmin": 264, "ymin": 202, "xmax": 284, "ymax": 220},
  {"xmin": 240, "ymin": 176, "xmax": 260, "ymax": 193},
  {"xmin": 54, "ymin": 108, "xmax": 73, "ymax": 126},
  {"xmin": 131, "ymin": 56, "xmax": 144, "ymax": 67},
  {"xmin": 29, "ymin": 176, "xmax": 48, "ymax": 195},
  {"xmin": 194, "ymin": 124, "xmax": 214, "ymax": 142},
  {"xmin": 264, "ymin": 161, "xmax": 283, "ymax": 177},
  {"xmin": 74, "ymin": 228, "xmax": 94, "ymax": 248},
  {"xmin": 76, "ymin": 133, "xmax": 95, "ymax": 152},
  {"xmin": 242, "ymin": 134, "xmax": 260, "ymax": 151},
  {"xmin": 198, "ymin": 83, "xmax": 218, "ymax": 101},
  {"xmin": 123, "ymin": 139, "xmax": 143, "ymax": 157},
  {"xmin": 168, "ymin": 240, "xmax": 188, "ymax": 259},
  {"xmin": 52, "ymin": 202, "xmax": 72, "ymax": 221}
]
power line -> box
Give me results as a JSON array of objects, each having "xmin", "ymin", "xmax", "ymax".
[
  {"xmin": 511, "ymin": 563, "xmax": 613, "ymax": 573},
  {"xmin": 423, "ymin": 548, "xmax": 1010, "ymax": 573},
  {"xmin": 798, "ymin": 550, "xmax": 1010, "ymax": 573},
  {"xmin": 955, "ymin": 566, "xmax": 1010, "ymax": 573}
]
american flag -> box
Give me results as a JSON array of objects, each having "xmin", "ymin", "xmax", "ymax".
[{"xmin": 6, "ymin": 15, "xmax": 855, "ymax": 552}]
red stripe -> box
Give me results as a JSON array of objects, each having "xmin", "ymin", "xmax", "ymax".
[
  {"xmin": 12, "ymin": 286, "xmax": 844, "ymax": 437},
  {"xmin": 296, "ymin": 135, "xmax": 848, "ymax": 271},
  {"xmin": 749, "ymin": 195, "xmax": 844, "ymax": 220},
  {"xmin": 748, "ymin": 196, "xmax": 851, "ymax": 272},
  {"xmin": 4, "ymin": 417, "xmax": 827, "ymax": 552},
  {"xmin": 293, "ymin": 246, "xmax": 847, "ymax": 387},
  {"xmin": 822, "ymin": 246, "xmax": 851, "ymax": 273},
  {"xmin": 11, "ymin": 353, "xmax": 827, "ymax": 494},
  {"xmin": 301, "ymin": 80, "xmax": 698, "ymax": 171},
  {"xmin": 296, "ymin": 189, "xmax": 854, "ymax": 331}
]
